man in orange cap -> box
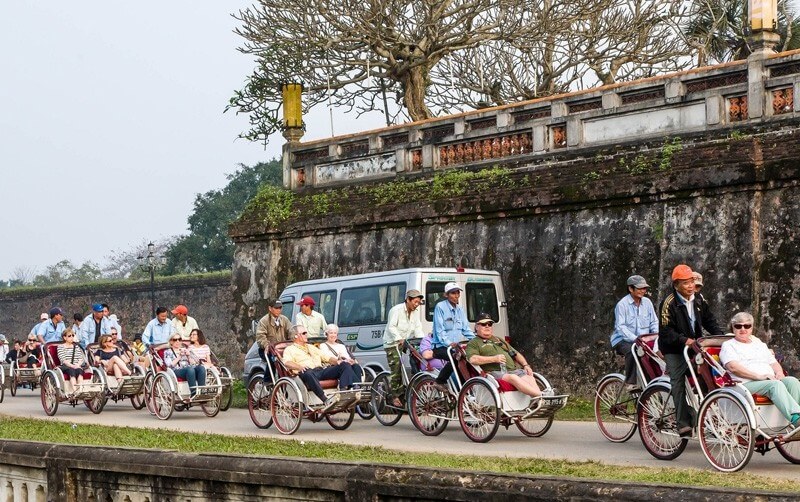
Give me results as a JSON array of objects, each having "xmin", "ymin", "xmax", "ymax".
[
  {"xmin": 659, "ymin": 264, "xmax": 724, "ymax": 437},
  {"xmin": 171, "ymin": 305, "xmax": 199, "ymax": 341}
]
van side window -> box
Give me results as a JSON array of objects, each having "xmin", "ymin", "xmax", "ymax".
[
  {"xmin": 424, "ymin": 282, "xmax": 448, "ymax": 322},
  {"xmin": 338, "ymin": 282, "xmax": 405, "ymax": 327},
  {"xmin": 465, "ymin": 283, "xmax": 499, "ymax": 322},
  {"xmin": 300, "ymin": 290, "xmax": 337, "ymax": 323},
  {"xmin": 279, "ymin": 297, "xmax": 294, "ymax": 320}
]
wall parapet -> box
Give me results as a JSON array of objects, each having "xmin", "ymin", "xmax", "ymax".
[
  {"xmin": 284, "ymin": 51, "xmax": 800, "ymax": 191},
  {"xmin": 0, "ymin": 440, "xmax": 794, "ymax": 501}
]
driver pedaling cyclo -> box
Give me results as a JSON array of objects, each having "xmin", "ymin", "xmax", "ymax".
[{"xmin": 430, "ymin": 282, "xmax": 474, "ymax": 393}]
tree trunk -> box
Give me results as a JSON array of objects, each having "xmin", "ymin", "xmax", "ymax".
[{"xmin": 401, "ymin": 65, "xmax": 433, "ymax": 121}]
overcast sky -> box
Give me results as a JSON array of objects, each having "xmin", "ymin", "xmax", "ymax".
[
  {"xmin": 2, "ymin": 3, "xmax": 799, "ymax": 282},
  {"xmin": 0, "ymin": 2, "xmax": 387, "ymax": 281}
]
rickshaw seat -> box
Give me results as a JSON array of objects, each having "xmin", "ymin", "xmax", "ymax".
[{"xmin": 46, "ymin": 343, "xmax": 93, "ymax": 379}]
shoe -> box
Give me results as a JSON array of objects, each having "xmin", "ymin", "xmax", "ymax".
[
  {"xmin": 431, "ymin": 382, "xmax": 449, "ymax": 393},
  {"xmin": 541, "ymin": 388, "xmax": 555, "ymax": 397},
  {"xmin": 678, "ymin": 426, "xmax": 693, "ymax": 438},
  {"xmin": 321, "ymin": 395, "xmax": 338, "ymax": 411},
  {"xmin": 624, "ymin": 383, "xmax": 641, "ymax": 392}
]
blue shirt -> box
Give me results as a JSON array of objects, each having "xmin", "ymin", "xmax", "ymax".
[
  {"xmin": 142, "ymin": 317, "xmax": 176, "ymax": 347},
  {"xmin": 611, "ymin": 294, "xmax": 658, "ymax": 347},
  {"xmin": 37, "ymin": 320, "xmax": 66, "ymax": 344},
  {"xmin": 432, "ymin": 300, "xmax": 474, "ymax": 348},
  {"xmin": 79, "ymin": 315, "xmax": 111, "ymax": 348}
]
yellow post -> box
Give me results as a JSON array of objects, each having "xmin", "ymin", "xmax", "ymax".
[
  {"xmin": 749, "ymin": 0, "xmax": 777, "ymax": 31},
  {"xmin": 282, "ymin": 83, "xmax": 303, "ymax": 129}
]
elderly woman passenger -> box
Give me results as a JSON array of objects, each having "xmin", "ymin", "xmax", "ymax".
[
  {"xmin": 319, "ymin": 324, "xmax": 363, "ymax": 382},
  {"xmin": 719, "ymin": 312, "xmax": 800, "ymax": 433}
]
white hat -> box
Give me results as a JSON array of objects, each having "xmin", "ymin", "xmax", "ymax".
[
  {"xmin": 40, "ymin": 312, "xmax": 49, "ymax": 321},
  {"xmin": 444, "ymin": 282, "xmax": 462, "ymax": 294}
]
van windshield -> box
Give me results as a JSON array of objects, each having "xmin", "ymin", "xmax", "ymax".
[
  {"xmin": 424, "ymin": 281, "xmax": 498, "ymax": 322},
  {"xmin": 338, "ymin": 282, "xmax": 405, "ymax": 327}
]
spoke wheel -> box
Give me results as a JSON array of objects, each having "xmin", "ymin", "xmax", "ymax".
[
  {"xmin": 697, "ymin": 393, "xmax": 754, "ymax": 472},
  {"xmin": 370, "ymin": 372, "xmax": 402, "ymax": 426},
  {"xmin": 594, "ymin": 375, "xmax": 637, "ymax": 442},
  {"xmin": 776, "ymin": 438, "xmax": 800, "ymax": 464},
  {"xmin": 219, "ymin": 367, "xmax": 233, "ymax": 412},
  {"xmin": 247, "ymin": 374, "xmax": 273, "ymax": 429},
  {"xmin": 408, "ymin": 375, "xmax": 449, "ymax": 436},
  {"xmin": 270, "ymin": 379, "xmax": 303, "ymax": 435},
  {"xmin": 40, "ymin": 372, "xmax": 59, "ymax": 416},
  {"xmin": 143, "ymin": 372, "xmax": 156, "ymax": 415},
  {"xmin": 10, "ymin": 373, "xmax": 17, "ymax": 397},
  {"xmin": 458, "ymin": 379, "xmax": 500, "ymax": 443},
  {"xmin": 355, "ymin": 367, "xmax": 376, "ymax": 420},
  {"xmin": 326, "ymin": 408, "xmax": 356, "ymax": 430},
  {"xmin": 0, "ymin": 372, "xmax": 4, "ymax": 403},
  {"xmin": 84, "ymin": 373, "xmax": 107, "ymax": 414},
  {"xmin": 151, "ymin": 373, "xmax": 175, "ymax": 421},
  {"xmin": 201, "ymin": 370, "xmax": 221, "ymax": 418},
  {"xmin": 130, "ymin": 366, "xmax": 147, "ymax": 410},
  {"xmin": 637, "ymin": 384, "xmax": 687, "ymax": 461},
  {"xmin": 516, "ymin": 375, "xmax": 554, "ymax": 437}
]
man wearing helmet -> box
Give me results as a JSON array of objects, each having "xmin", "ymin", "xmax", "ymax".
[
  {"xmin": 659, "ymin": 264, "xmax": 724, "ymax": 437},
  {"xmin": 610, "ymin": 275, "xmax": 659, "ymax": 391}
]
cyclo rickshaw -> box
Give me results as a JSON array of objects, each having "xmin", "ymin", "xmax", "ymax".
[
  {"xmin": 9, "ymin": 341, "xmax": 43, "ymax": 397},
  {"xmin": 637, "ymin": 334, "xmax": 800, "ymax": 472},
  {"xmin": 370, "ymin": 337, "xmax": 435, "ymax": 427},
  {"xmin": 266, "ymin": 340, "xmax": 372, "ymax": 435},
  {"xmin": 86, "ymin": 340, "xmax": 148, "ymax": 410},
  {"xmin": 594, "ymin": 333, "xmax": 665, "ymax": 442},
  {"xmin": 39, "ymin": 342, "xmax": 107, "ymax": 415},
  {"xmin": 145, "ymin": 341, "xmax": 228, "ymax": 420},
  {"xmin": 406, "ymin": 341, "xmax": 569, "ymax": 442}
]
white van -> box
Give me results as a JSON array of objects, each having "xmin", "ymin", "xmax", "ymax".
[{"xmin": 242, "ymin": 267, "xmax": 508, "ymax": 384}]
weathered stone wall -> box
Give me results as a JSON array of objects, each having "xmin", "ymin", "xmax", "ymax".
[
  {"xmin": 231, "ymin": 124, "xmax": 800, "ymax": 394},
  {"xmin": 0, "ymin": 440, "xmax": 793, "ymax": 501},
  {"xmin": 0, "ymin": 274, "xmax": 241, "ymax": 371}
]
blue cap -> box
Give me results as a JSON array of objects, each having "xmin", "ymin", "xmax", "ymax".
[
  {"xmin": 92, "ymin": 303, "xmax": 104, "ymax": 312},
  {"xmin": 48, "ymin": 307, "xmax": 64, "ymax": 317}
]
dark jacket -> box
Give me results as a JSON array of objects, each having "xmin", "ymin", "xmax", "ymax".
[
  {"xmin": 255, "ymin": 313, "xmax": 294, "ymax": 349},
  {"xmin": 658, "ymin": 289, "xmax": 724, "ymax": 354}
]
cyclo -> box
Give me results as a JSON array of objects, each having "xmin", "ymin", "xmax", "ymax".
[
  {"xmin": 85, "ymin": 339, "xmax": 148, "ymax": 410},
  {"xmin": 145, "ymin": 340, "xmax": 227, "ymax": 420},
  {"xmin": 370, "ymin": 337, "xmax": 435, "ymax": 427},
  {"xmin": 266, "ymin": 341, "xmax": 372, "ymax": 434},
  {"xmin": 9, "ymin": 340, "xmax": 43, "ymax": 397},
  {"xmin": 407, "ymin": 341, "xmax": 568, "ymax": 442},
  {"xmin": 40, "ymin": 342, "xmax": 107, "ymax": 415},
  {"xmin": 594, "ymin": 333, "xmax": 665, "ymax": 442},
  {"xmin": 637, "ymin": 335, "xmax": 800, "ymax": 472}
]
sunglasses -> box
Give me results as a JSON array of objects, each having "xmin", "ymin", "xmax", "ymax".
[
  {"xmin": 27, "ymin": 338, "xmax": 36, "ymax": 342},
  {"xmin": 65, "ymin": 334, "xmax": 75, "ymax": 338},
  {"xmin": 477, "ymin": 321, "xmax": 494, "ymax": 327},
  {"xmin": 170, "ymin": 337, "xmax": 181, "ymax": 341},
  {"xmin": 733, "ymin": 324, "xmax": 753, "ymax": 330}
]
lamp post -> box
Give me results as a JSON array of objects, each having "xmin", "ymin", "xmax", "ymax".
[{"xmin": 137, "ymin": 242, "xmax": 166, "ymax": 318}]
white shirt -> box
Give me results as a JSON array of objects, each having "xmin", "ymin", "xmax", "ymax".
[{"xmin": 719, "ymin": 336, "xmax": 776, "ymax": 383}]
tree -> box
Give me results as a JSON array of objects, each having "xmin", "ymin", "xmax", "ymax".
[
  {"xmin": 163, "ymin": 160, "xmax": 282, "ymax": 274},
  {"xmin": 229, "ymin": 0, "xmax": 695, "ymax": 144},
  {"xmin": 30, "ymin": 260, "xmax": 102, "ymax": 287},
  {"xmin": 682, "ymin": 0, "xmax": 799, "ymax": 65}
]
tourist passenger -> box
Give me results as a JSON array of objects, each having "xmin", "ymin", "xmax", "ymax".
[
  {"xmin": 188, "ymin": 329, "xmax": 213, "ymax": 368},
  {"xmin": 142, "ymin": 307, "xmax": 177, "ymax": 347},
  {"xmin": 719, "ymin": 312, "xmax": 800, "ymax": 436},
  {"xmin": 319, "ymin": 323, "xmax": 363, "ymax": 382},
  {"xmin": 30, "ymin": 313, "xmax": 48, "ymax": 342},
  {"xmin": 382, "ymin": 289, "xmax": 425, "ymax": 407},
  {"xmin": 19, "ymin": 334, "xmax": 42, "ymax": 368},
  {"xmin": 93, "ymin": 334, "xmax": 132, "ymax": 379},
  {"xmin": 79, "ymin": 303, "xmax": 112, "ymax": 348},
  {"xmin": 255, "ymin": 299, "xmax": 294, "ymax": 352},
  {"xmin": 171, "ymin": 304, "xmax": 199, "ymax": 341},
  {"xmin": 129, "ymin": 333, "xmax": 149, "ymax": 368},
  {"xmin": 57, "ymin": 328, "xmax": 87, "ymax": 391},
  {"xmin": 6, "ymin": 339, "xmax": 21, "ymax": 364},
  {"xmin": 282, "ymin": 326, "xmax": 355, "ymax": 407},
  {"xmin": 419, "ymin": 334, "xmax": 446, "ymax": 371},
  {"xmin": 659, "ymin": 264, "xmax": 724, "ymax": 438},
  {"xmin": 466, "ymin": 313, "xmax": 542, "ymax": 398},
  {"xmin": 37, "ymin": 307, "xmax": 66, "ymax": 344},
  {"xmin": 610, "ymin": 275, "xmax": 658, "ymax": 391},
  {"xmin": 163, "ymin": 335, "xmax": 206, "ymax": 397},
  {"xmin": 431, "ymin": 282, "xmax": 474, "ymax": 392},
  {"xmin": 0, "ymin": 335, "xmax": 8, "ymax": 362},
  {"xmin": 294, "ymin": 296, "xmax": 327, "ymax": 338}
]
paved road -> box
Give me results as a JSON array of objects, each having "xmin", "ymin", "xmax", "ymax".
[{"xmin": 2, "ymin": 389, "xmax": 799, "ymax": 482}]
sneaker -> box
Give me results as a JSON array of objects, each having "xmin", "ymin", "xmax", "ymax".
[
  {"xmin": 541, "ymin": 388, "xmax": 555, "ymax": 397},
  {"xmin": 678, "ymin": 426, "xmax": 693, "ymax": 438}
]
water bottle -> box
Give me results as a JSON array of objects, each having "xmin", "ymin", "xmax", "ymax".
[{"xmin": 499, "ymin": 355, "xmax": 506, "ymax": 373}]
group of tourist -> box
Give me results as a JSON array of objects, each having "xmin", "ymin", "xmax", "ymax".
[
  {"xmin": 611, "ymin": 263, "xmax": 800, "ymax": 438},
  {"xmin": 6, "ymin": 303, "xmax": 215, "ymax": 397}
]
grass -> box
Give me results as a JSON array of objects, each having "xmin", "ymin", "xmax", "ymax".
[{"xmin": 0, "ymin": 415, "xmax": 794, "ymax": 492}]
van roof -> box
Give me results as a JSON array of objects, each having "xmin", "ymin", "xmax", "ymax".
[{"xmin": 284, "ymin": 267, "xmax": 500, "ymax": 289}]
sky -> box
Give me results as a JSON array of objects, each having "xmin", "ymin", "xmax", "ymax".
[{"xmin": 0, "ymin": 2, "xmax": 387, "ymax": 281}]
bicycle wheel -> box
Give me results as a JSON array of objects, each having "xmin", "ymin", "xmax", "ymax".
[
  {"xmin": 247, "ymin": 374, "xmax": 273, "ymax": 429},
  {"xmin": 697, "ymin": 392, "xmax": 754, "ymax": 472},
  {"xmin": 637, "ymin": 383, "xmax": 687, "ymax": 461},
  {"xmin": 408, "ymin": 374, "xmax": 449, "ymax": 436},
  {"xmin": 594, "ymin": 375, "xmax": 637, "ymax": 442},
  {"xmin": 458, "ymin": 378, "xmax": 500, "ymax": 443},
  {"xmin": 371, "ymin": 372, "xmax": 402, "ymax": 426}
]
